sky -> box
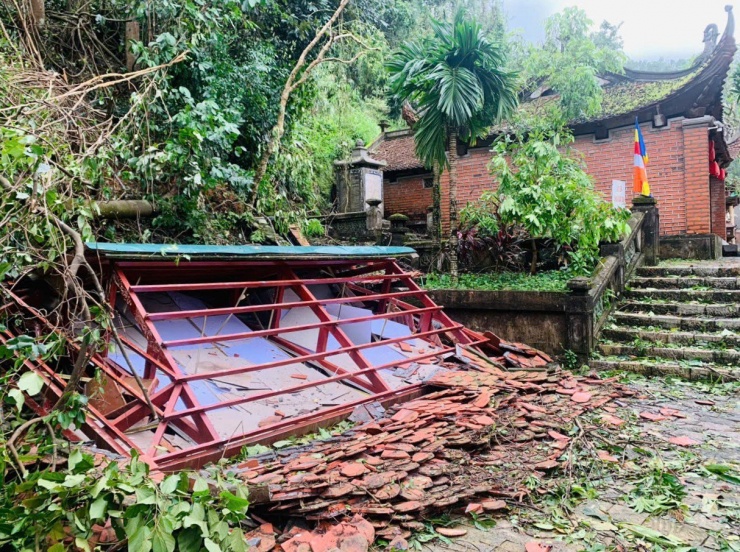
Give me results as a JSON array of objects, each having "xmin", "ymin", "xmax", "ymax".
[{"xmin": 502, "ymin": 0, "xmax": 735, "ymax": 60}]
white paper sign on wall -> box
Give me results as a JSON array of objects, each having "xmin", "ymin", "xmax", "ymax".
[
  {"xmin": 612, "ymin": 179, "xmax": 626, "ymax": 208},
  {"xmin": 363, "ymin": 169, "xmax": 383, "ymax": 210}
]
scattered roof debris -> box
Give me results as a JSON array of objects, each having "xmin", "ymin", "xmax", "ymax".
[{"xmin": 230, "ymin": 365, "xmax": 633, "ymax": 549}]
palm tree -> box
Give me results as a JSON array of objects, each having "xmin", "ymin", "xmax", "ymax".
[{"xmin": 387, "ymin": 10, "xmax": 518, "ymax": 282}]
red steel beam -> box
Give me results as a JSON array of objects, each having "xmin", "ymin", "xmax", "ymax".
[
  {"xmin": 385, "ymin": 260, "xmax": 474, "ymax": 344},
  {"xmin": 168, "ymin": 324, "xmax": 464, "ymax": 384},
  {"xmin": 0, "ymin": 287, "xmax": 168, "ymax": 422},
  {"xmin": 161, "ymin": 346, "xmax": 457, "ymax": 421},
  {"xmin": 115, "ymin": 267, "xmax": 220, "ymax": 444},
  {"xmin": 130, "ymin": 272, "xmax": 414, "ymax": 294},
  {"xmin": 162, "ymin": 306, "xmax": 442, "ymax": 348},
  {"xmin": 0, "ymin": 331, "xmax": 146, "ymax": 459},
  {"xmin": 146, "ymin": 289, "xmax": 430, "ymax": 322},
  {"xmin": 269, "ymin": 336, "xmax": 381, "ymax": 392},
  {"xmin": 282, "ymin": 269, "xmax": 388, "ymax": 392},
  {"xmin": 150, "ymin": 384, "xmax": 425, "ymax": 471}
]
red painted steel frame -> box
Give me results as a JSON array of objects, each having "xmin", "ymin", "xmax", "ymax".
[{"xmin": 4, "ymin": 257, "xmax": 481, "ymax": 471}]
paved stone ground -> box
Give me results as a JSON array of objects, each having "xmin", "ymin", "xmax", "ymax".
[
  {"xmin": 401, "ymin": 259, "xmax": 740, "ymax": 552},
  {"xmin": 419, "ymin": 376, "xmax": 740, "ymax": 552}
]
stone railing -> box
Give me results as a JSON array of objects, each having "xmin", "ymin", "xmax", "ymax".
[
  {"xmin": 426, "ymin": 200, "xmax": 660, "ymax": 360},
  {"xmin": 567, "ymin": 206, "xmax": 655, "ymax": 358}
]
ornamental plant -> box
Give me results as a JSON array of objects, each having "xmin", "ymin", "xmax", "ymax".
[{"xmin": 486, "ymin": 129, "xmax": 630, "ymax": 274}]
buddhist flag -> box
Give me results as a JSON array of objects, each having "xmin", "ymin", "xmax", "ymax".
[{"xmin": 633, "ymin": 118, "xmax": 650, "ymax": 196}]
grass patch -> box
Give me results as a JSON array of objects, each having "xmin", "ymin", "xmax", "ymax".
[{"xmin": 422, "ymin": 270, "xmax": 574, "ymax": 293}]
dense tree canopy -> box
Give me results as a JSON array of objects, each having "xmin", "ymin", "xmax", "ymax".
[{"xmin": 513, "ymin": 7, "xmax": 626, "ymax": 122}]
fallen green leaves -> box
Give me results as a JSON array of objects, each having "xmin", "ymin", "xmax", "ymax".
[{"xmin": 704, "ymin": 464, "xmax": 740, "ymax": 485}]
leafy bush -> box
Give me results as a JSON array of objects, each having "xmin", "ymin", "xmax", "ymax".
[
  {"xmin": 302, "ymin": 218, "xmax": 325, "ymax": 238},
  {"xmin": 487, "ymin": 129, "xmax": 631, "ymax": 274},
  {"xmin": 455, "ymin": 225, "xmax": 527, "ymax": 272}
]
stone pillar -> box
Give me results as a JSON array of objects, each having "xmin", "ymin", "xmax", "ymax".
[
  {"xmin": 366, "ymin": 198, "xmax": 383, "ymax": 234},
  {"xmin": 565, "ymin": 277, "xmax": 594, "ymax": 362},
  {"xmin": 334, "ymin": 140, "xmax": 387, "ymax": 216},
  {"xmin": 631, "ymin": 196, "xmax": 660, "ymax": 266}
]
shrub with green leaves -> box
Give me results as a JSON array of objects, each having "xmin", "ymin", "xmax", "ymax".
[
  {"xmin": 0, "ymin": 449, "xmax": 252, "ymax": 552},
  {"xmin": 486, "ymin": 129, "xmax": 631, "ymax": 274}
]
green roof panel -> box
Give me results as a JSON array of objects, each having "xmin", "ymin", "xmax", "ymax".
[{"xmin": 85, "ymin": 242, "xmax": 416, "ymax": 260}]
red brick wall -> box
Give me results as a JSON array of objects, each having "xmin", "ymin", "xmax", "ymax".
[
  {"xmin": 571, "ymin": 119, "xmax": 711, "ymax": 236},
  {"xmin": 383, "ymin": 174, "xmax": 433, "ymax": 220},
  {"xmin": 388, "ymin": 117, "xmax": 715, "ymax": 237},
  {"xmin": 683, "ymin": 121, "xmax": 712, "ymax": 234},
  {"xmin": 710, "ymin": 176, "xmax": 726, "ymax": 238},
  {"xmin": 440, "ymin": 148, "xmax": 497, "ymax": 235}
]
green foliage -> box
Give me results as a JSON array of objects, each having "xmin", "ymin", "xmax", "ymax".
[
  {"xmin": 488, "ymin": 129, "xmax": 631, "ymax": 274},
  {"xmin": 0, "ymin": 449, "xmax": 251, "ymax": 551},
  {"xmin": 387, "ymin": 8, "xmax": 518, "ymax": 170},
  {"xmin": 515, "ymin": 7, "xmax": 626, "ymax": 122},
  {"xmin": 459, "ymin": 191, "xmax": 500, "ymax": 236},
  {"xmin": 0, "ymin": 127, "xmax": 96, "ymax": 278},
  {"xmin": 272, "ymin": 62, "xmax": 385, "ymax": 207},
  {"xmin": 302, "ymin": 218, "xmax": 325, "ymax": 238},
  {"xmin": 423, "ymin": 270, "xmax": 574, "ymax": 292},
  {"xmin": 562, "ymin": 349, "xmax": 580, "ymax": 372}
]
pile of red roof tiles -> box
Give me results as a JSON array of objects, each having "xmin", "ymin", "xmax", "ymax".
[{"xmin": 237, "ymin": 363, "xmax": 633, "ymax": 551}]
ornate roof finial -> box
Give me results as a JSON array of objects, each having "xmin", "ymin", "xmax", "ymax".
[
  {"xmin": 703, "ymin": 23, "xmax": 719, "ymax": 55},
  {"xmin": 724, "ymin": 5, "xmax": 734, "ymax": 40}
]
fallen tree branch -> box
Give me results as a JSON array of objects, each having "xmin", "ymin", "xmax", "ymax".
[
  {"xmin": 0, "ymin": 175, "xmax": 158, "ymax": 419},
  {"xmin": 0, "ymin": 51, "xmax": 189, "ymax": 114}
]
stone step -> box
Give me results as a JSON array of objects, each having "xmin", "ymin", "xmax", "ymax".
[
  {"xmin": 618, "ymin": 301, "xmax": 740, "ymax": 317},
  {"xmin": 612, "ymin": 312, "xmax": 740, "ymax": 331},
  {"xmin": 590, "ymin": 358, "xmax": 738, "ymax": 381},
  {"xmin": 602, "ymin": 327, "xmax": 740, "ymax": 348},
  {"xmin": 598, "ymin": 342, "xmax": 740, "ymax": 366},
  {"xmin": 624, "ymin": 288, "xmax": 740, "ymax": 302},
  {"xmin": 636, "ymin": 265, "xmax": 740, "ymax": 278},
  {"xmin": 629, "ymin": 276, "xmax": 740, "ymax": 290}
]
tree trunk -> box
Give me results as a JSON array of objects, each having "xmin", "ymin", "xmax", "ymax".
[
  {"xmin": 97, "ymin": 199, "xmax": 153, "ymax": 218},
  {"xmin": 530, "ymin": 238, "xmax": 538, "ymax": 275},
  {"xmin": 125, "ymin": 20, "xmax": 140, "ymax": 71},
  {"xmin": 30, "ymin": 0, "xmax": 45, "ymax": 27},
  {"xmin": 448, "ymin": 131, "xmax": 459, "ymax": 284},
  {"xmin": 432, "ymin": 161, "xmax": 441, "ymax": 242}
]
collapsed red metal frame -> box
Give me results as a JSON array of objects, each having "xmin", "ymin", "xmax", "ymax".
[{"xmin": 4, "ymin": 256, "xmax": 487, "ymax": 471}]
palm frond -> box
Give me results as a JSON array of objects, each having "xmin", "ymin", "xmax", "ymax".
[
  {"xmin": 386, "ymin": 6, "xmax": 519, "ymax": 168},
  {"xmin": 431, "ymin": 64, "xmax": 483, "ymax": 125}
]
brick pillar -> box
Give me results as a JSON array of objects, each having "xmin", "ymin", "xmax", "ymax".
[
  {"xmin": 682, "ymin": 117, "xmax": 711, "ymax": 234},
  {"xmin": 709, "ymin": 176, "xmax": 726, "ymax": 239}
]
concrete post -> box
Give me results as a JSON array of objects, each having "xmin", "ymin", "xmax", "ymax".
[{"xmin": 631, "ymin": 196, "xmax": 660, "ymax": 266}]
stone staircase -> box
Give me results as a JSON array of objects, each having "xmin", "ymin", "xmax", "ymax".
[{"xmin": 591, "ymin": 261, "xmax": 740, "ymax": 380}]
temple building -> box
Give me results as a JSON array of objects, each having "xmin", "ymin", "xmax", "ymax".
[{"xmin": 370, "ymin": 6, "xmax": 737, "ymax": 241}]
